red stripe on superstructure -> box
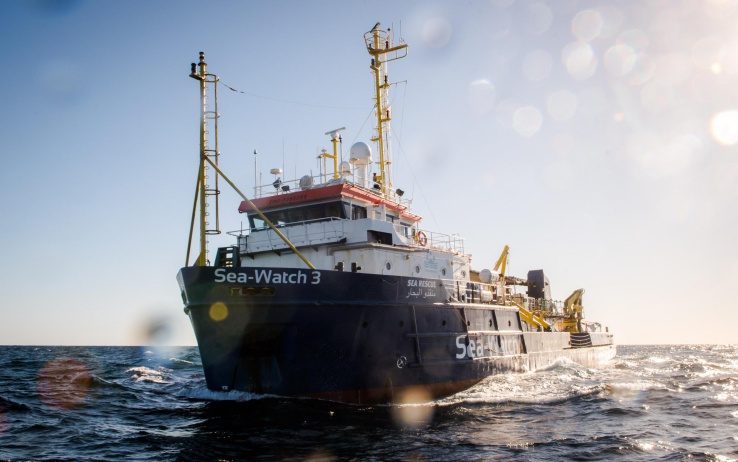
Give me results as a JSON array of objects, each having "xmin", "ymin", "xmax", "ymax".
[
  {"xmin": 238, "ymin": 184, "xmax": 344, "ymax": 213},
  {"xmin": 238, "ymin": 183, "xmax": 423, "ymax": 222}
]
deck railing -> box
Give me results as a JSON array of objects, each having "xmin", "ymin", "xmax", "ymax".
[{"xmin": 231, "ymin": 217, "xmax": 346, "ymax": 253}]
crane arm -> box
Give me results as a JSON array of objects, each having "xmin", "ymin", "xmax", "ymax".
[{"xmin": 493, "ymin": 245, "xmax": 510, "ymax": 278}]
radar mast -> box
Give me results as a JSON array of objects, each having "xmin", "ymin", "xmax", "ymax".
[{"xmin": 364, "ymin": 23, "xmax": 407, "ymax": 198}]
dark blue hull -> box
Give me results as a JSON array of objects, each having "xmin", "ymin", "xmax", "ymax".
[{"xmin": 177, "ymin": 266, "xmax": 615, "ymax": 404}]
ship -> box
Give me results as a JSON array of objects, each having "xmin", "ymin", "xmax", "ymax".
[{"xmin": 177, "ymin": 23, "xmax": 615, "ymax": 405}]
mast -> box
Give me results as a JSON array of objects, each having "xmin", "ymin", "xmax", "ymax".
[
  {"xmin": 189, "ymin": 52, "xmax": 221, "ymax": 266},
  {"xmin": 324, "ymin": 127, "xmax": 346, "ymax": 180},
  {"xmin": 364, "ymin": 23, "xmax": 407, "ymax": 198}
]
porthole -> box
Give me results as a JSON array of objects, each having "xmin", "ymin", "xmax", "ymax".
[
  {"xmin": 441, "ymin": 268, "xmax": 447, "ymax": 276},
  {"xmin": 508, "ymin": 320, "xmax": 511, "ymax": 327},
  {"xmin": 386, "ymin": 262, "xmax": 391, "ymax": 270},
  {"xmin": 442, "ymin": 320, "xmax": 447, "ymax": 327},
  {"xmin": 415, "ymin": 265, "xmax": 420, "ymax": 274}
]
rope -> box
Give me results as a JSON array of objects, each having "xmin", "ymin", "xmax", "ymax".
[{"xmin": 220, "ymin": 81, "xmax": 364, "ymax": 110}]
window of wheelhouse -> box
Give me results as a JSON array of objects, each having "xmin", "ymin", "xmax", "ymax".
[
  {"xmin": 351, "ymin": 204, "xmax": 367, "ymax": 220},
  {"xmin": 247, "ymin": 201, "xmax": 346, "ymax": 230},
  {"xmin": 399, "ymin": 222, "xmax": 413, "ymax": 238}
]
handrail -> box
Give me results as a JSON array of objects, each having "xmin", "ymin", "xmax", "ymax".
[
  {"xmin": 227, "ymin": 217, "xmax": 345, "ymax": 237},
  {"xmin": 413, "ymin": 229, "xmax": 465, "ymax": 254},
  {"xmin": 251, "ymin": 216, "xmax": 344, "ymax": 232},
  {"xmin": 201, "ymin": 155, "xmax": 316, "ymax": 270}
]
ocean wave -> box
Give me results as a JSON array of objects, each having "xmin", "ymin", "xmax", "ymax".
[
  {"xmin": 602, "ymin": 380, "xmax": 665, "ymax": 393},
  {"xmin": 177, "ymin": 387, "xmax": 276, "ymax": 402},
  {"xmin": 126, "ymin": 366, "xmax": 171, "ymax": 385},
  {"xmin": 434, "ymin": 370, "xmax": 606, "ymax": 407},
  {"xmin": 531, "ymin": 357, "xmax": 581, "ymax": 372},
  {"xmin": 0, "ymin": 395, "xmax": 31, "ymax": 412},
  {"xmin": 89, "ymin": 375, "xmax": 124, "ymax": 389}
]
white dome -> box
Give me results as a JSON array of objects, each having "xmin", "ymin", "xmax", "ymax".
[
  {"xmin": 299, "ymin": 175, "xmax": 314, "ymax": 190},
  {"xmin": 339, "ymin": 161, "xmax": 351, "ymax": 177},
  {"xmin": 349, "ymin": 141, "xmax": 372, "ymax": 165}
]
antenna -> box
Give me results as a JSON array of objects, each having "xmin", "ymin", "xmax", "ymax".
[
  {"xmin": 323, "ymin": 127, "xmax": 346, "ymax": 180},
  {"xmin": 253, "ymin": 149, "xmax": 259, "ymax": 197}
]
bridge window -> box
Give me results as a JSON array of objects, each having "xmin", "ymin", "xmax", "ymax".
[
  {"xmin": 248, "ymin": 201, "xmax": 346, "ymax": 229},
  {"xmin": 351, "ymin": 204, "xmax": 367, "ymax": 220}
]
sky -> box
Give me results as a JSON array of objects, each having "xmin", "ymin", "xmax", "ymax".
[{"xmin": 1, "ymin": 0, "xmax": 737, "ymax": 345}]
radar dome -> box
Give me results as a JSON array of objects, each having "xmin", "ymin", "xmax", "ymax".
[
  {"xmin": 349, "ymin": 141, "xmax": 372, "ymax": 165},
  {"xmin": 339, "ymin": 161, "xmax": 351, "ymax": 178},
  {"xmin": 299, "ymin": 175, "xmax": 314, "ymax": 190}
]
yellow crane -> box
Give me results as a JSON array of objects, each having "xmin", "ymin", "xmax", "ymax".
[
  {"xmin": 494, "ymin": 245, "xmax": 551, "ymax": 332},
  {"xmin": 561, "ymin": 289, "xmax": 585, "ymax": 333}
]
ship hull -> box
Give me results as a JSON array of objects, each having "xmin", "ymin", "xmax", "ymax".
[{"xmin": 178, "ymin": 266, "xmax": 615, "ymax": 405}]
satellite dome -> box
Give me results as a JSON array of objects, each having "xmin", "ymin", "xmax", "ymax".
[
  {"xmin": 339, "ymin": 161, "xmax": 351, "ymax": 178},
  {"xmin": 299, "ymin": 175, "xmax": 314, "ymax": 190},
  {"xmin": 349, "ymin": 141, "xmax": 372, "ymax": 165}
]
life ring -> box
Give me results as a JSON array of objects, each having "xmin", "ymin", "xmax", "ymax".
[{"xmin": 416, "ymin": 231, "xmax": 428, "ymax": 247}]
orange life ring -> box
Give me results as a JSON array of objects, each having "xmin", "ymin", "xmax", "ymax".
[{"xmin": 416, "ymin": 231, "xmax": 428, "ymax": 247}]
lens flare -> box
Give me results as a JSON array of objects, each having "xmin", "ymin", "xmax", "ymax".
[
  {"xmin": 513, "ymin": 106, "xmax": 543, "ymax": 137},
  {"xmin": 390, "ymin": 387, "xmax": 434, "ymax": 428},
  {"xmin": 692, "ymin": 37, "xmax": 726, "ymax": 73},
  {"xmin": 37, "ymin": 358, "xmax": 92, "ymax": 410},
  {"xmin": 209, "ymin": 302, "xmax": 229, "ymax": 322},
  {"xmin": 467, "ymin": 79, "xmax": 496, "ymax": 115},
  {"xmin": 604, "ymin": 44, "xmax": 637, "ymax": 77},
  {"xmin": 596, "ymin": 5, "xmax": 624, "ymax": 39},
  {"xmin": 572, "ymin": 9, "xmax": 604, "ymax": 42},
  {"xmin": 562, "ymin": 41, "xmax": 597, "ymax": 80},
  {"xmin": 628, "ymin": 55, "xmax": 655, "ymax": 86},
  {"xmin": 653, "ymin": 53, "xmax": 691, "ymax": 86},
  {"xmin": 705, "ymin": 0, "xmax": 738, "ymax": 19},
  {"xmin": 304, "ymin": 450, "xmax": 336, "ymax": 462},
  {"xmin": 710, "ymin": 110, "xmax": 738, "ymax": 145},
  {"xmin": 546, "ymin": 90, "xmax": 578, "ymax": 122},
  {"xmin": 525, "ymin": 2, "xmax": 553, "ymax": 35},
  {"xmin": 617, "ymin": 29, "xmax": 650, "ymax": 52}
]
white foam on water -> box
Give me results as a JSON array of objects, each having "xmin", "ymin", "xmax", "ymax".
[
  {"xmin": 126, "ymin": 366, "xmax": 171, "ymax": 384},
  {"xmin": 179, "ymin": 387, "xmax": 276, "ymax": 402},
  {"xmin": 435, "ymin": 363, "xmax": 603, "ymax": 407}
]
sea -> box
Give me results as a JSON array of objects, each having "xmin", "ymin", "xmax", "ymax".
[{"xmin": 0, "ymin": 345, "xmax": 736, "ymax": 461}]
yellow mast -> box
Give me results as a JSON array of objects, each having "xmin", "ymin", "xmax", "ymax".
[
  {"xmin": 185, "ymin": 52, "xmax": 315, "ymax": 270},
  {"xmin": 323, "ymin": 127, "xmax": 345, "ymax": 180},
  {"xmin": 364, "ymin": 23, "xmax": 407, "ymax": 197},
  {"xmin": 189, "ymin": 52, "xmax": 221, "ymax": 266}
]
